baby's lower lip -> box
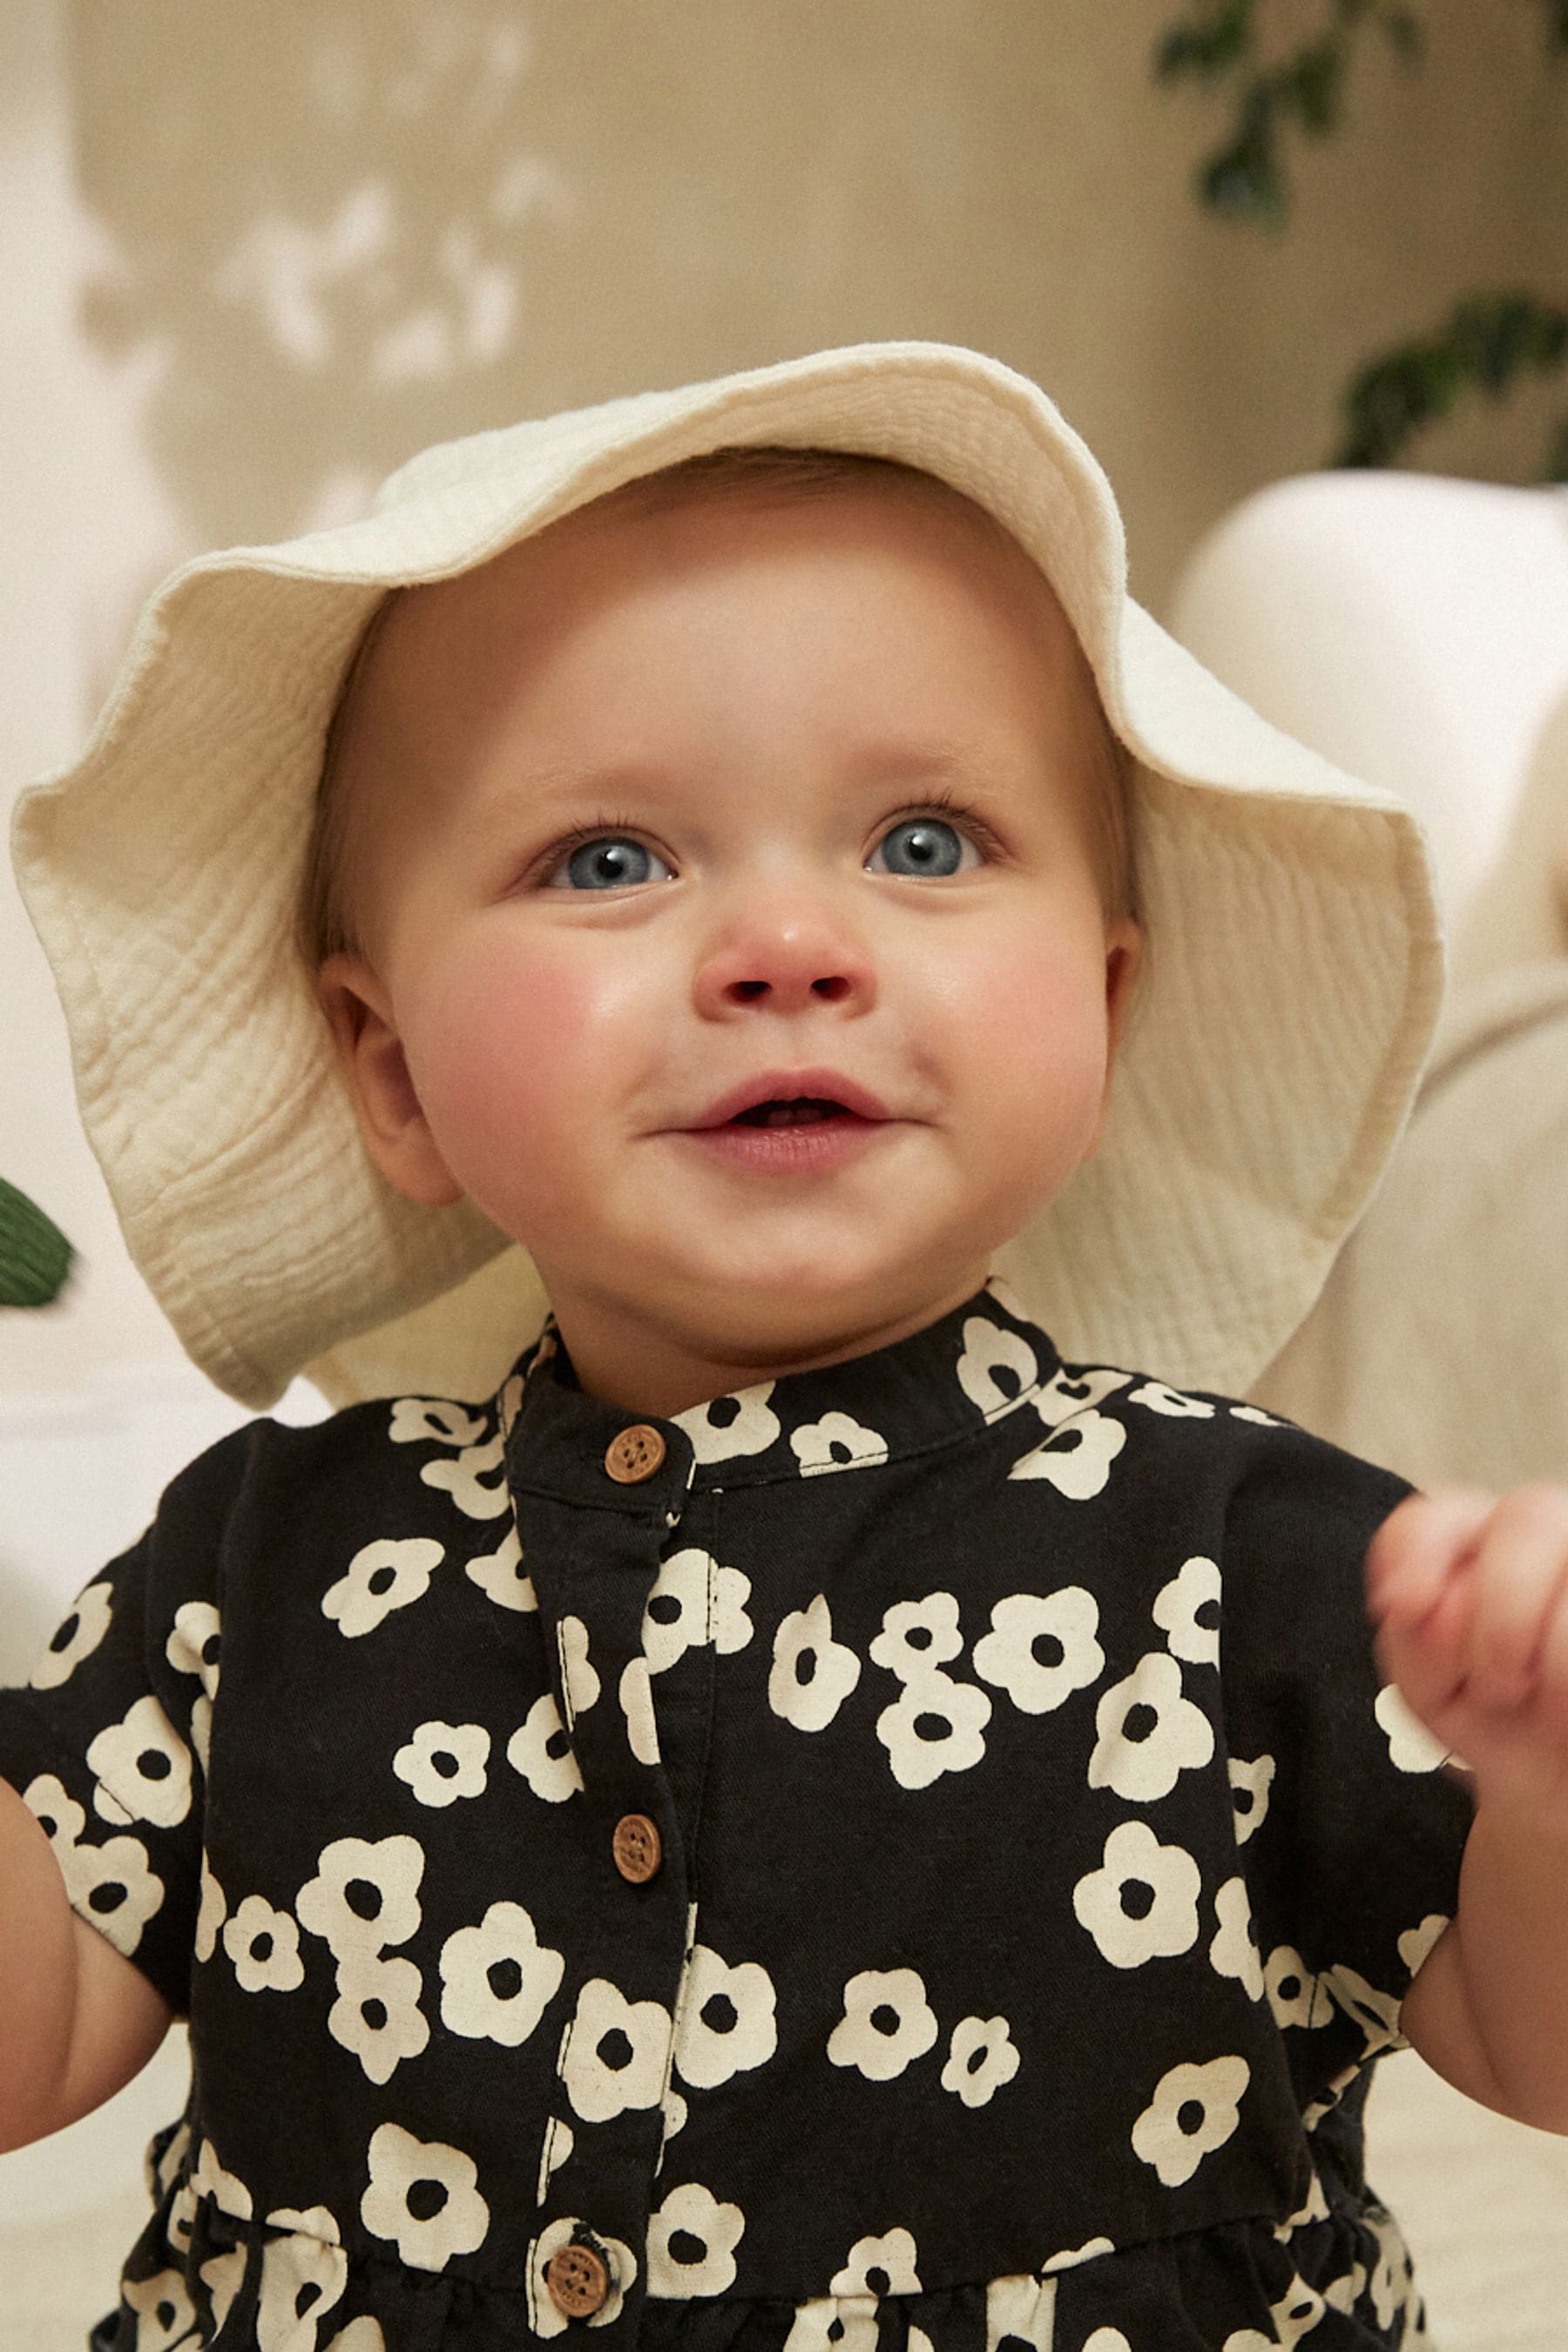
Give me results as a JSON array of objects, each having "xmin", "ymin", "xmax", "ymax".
[{"xmin": 672, "ymin": 1112, "xmax": 893, "ymax": 1173}]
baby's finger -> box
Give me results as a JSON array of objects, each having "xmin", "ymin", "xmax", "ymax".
[
  {"xmin": 1365, "ymin": 1488, "xmax": 1493, "ymax": 1628},
  {"xmin": 1375, "ymin": 1566, "xmax": 1476, "ymax": 1729},
  {"xmin": 1461, "ymin": 1484, "xmax": 1568, "ymax": 1713}
]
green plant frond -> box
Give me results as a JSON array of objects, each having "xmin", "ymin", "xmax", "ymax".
[
  {"xmin": 1156, "ymin": 1, "xmax": 1427, "ymax": 226},
  {"xmin": 0, "ymin": 1177, "xmax": 75, "ymax": 1309},
  {"xmin": 1540, "ymin": 0, "xmax": 1568, "ymax": 57},
  {"xmin": 1335, "ymin": 292, "xmax": 1568, "ymax": 467},
  {"xmin": 1155, "ymin": 0, "xmax": 1258, "ymax": 84}
]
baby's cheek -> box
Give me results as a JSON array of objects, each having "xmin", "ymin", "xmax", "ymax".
[{"xmin": 410, "ymin": 951, "xmax": 602, "ymax": 1191}]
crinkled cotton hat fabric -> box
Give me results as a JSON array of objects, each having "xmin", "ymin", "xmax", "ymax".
[{"xmin": 10, "ymin": 342, "xmax": 1443, "ymax": 1409}]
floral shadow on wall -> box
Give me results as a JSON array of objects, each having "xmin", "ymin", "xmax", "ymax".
[{"xmin": 67, "ymin": 0, "xmax": 571, "ymax": 555}]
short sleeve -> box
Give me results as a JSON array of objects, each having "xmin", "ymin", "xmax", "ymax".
[
  {"xmin": 1219, "ymin": 1421, "xmax": 1474, "ymax": 2072},
  {"xmin": 0, "ymin": 1430, "xmax": 249, "ymax": 2018}
]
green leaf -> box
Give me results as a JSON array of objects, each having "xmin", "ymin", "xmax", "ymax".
[
  {"xmin": 1154, "ymin": 1, "xmax": 1256, "ymax": 84},
  {"xmin": 0, "ymin": 1178, "xmax": 75, "ymax": 1308}
]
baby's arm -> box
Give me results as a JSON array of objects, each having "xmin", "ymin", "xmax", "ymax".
[
  {"xmin": 0, "ymin": 1775, "xmax": 170, "ymax": 2153},
  {"xmin": 1367, "ymin": 1484, "xmax": 1568, "ymax": 2132}
]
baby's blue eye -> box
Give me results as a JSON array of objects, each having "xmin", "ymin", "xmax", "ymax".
[
  {"xmin": 868, "ymin": 817, "xmax": 975, "ymax": 878},
  {"xmin": 550, "ymin": 836, "xmax": 672, "ymax": 890}
]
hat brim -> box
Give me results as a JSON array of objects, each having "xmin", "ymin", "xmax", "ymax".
[{"xmin": 12, "ymin": 341, "xmax": 1442, "ymax": 1407}]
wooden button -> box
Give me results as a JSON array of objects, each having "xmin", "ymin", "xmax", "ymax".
[
  {"xmin": 545, "ymin": 2243, "xmax": 610, "ymax": 2319},
  {"xmin": 605, "ymin": 1423, "xmax": 666, "ymax": 1483},
  {"xmin": 612, "ymin": 1811, "xmax": 662, "ymax": 1883}
]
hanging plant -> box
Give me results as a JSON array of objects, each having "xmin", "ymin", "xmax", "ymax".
[{"xmin": 1155, "ymin": 0, "xmax": 1568, "ymax": 470}]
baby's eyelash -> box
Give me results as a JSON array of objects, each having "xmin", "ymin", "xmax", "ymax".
[
  {"xmin": 880, "ymin": 790, "xmax": 1006, "ymax": 860},
  {"xmin": 530, "ymin": 813, "xmax": 663, "ymax": 882}
]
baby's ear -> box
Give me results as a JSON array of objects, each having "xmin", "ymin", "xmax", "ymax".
[{"xmin": 315, "ymin": 954, "xmax": 464, "ymax": 1207}]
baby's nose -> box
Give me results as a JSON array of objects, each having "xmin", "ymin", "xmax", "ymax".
[{"xmin": 693, "ymin": 903, "xmax": 876, "ymax": 1018}]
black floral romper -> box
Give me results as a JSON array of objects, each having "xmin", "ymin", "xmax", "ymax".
[{"xmin": 0, "ymin": 1278, "xmax": 1473, "ymax": 2351}]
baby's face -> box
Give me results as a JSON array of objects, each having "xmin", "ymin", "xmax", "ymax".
[{"xmin": 320, "ymin": 476, "xmax": 1140, "ymax": 1413}]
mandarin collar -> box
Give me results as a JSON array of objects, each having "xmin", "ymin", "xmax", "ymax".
[{"xmin": 500, "ymin": 1280, "xmax": 1063, "ymax": 1504}]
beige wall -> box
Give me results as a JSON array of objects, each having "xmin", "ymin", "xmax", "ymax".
[{"xmin": 7, "ymin": 0, "xmax": 1568, "ymax": 1393}]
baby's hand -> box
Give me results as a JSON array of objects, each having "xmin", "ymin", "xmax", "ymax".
[{"xmin": 1367, "ymin": 1484, "xmax": 1568, "ymax": 1826}]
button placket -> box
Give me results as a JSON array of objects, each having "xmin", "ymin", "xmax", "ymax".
[{"xmin": 507, "ymin": 1403, "xmax": 699, "ymax": 2335}]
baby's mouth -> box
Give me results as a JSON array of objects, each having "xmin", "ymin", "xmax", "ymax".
[{"xmin": 730, "ymin": 1098, "xmax": 848, "ymax": 1129}]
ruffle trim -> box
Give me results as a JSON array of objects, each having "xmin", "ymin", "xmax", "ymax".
[{"xmin": 89, "ymin": 2128, "xmax": 1426, "ymax": 2351}]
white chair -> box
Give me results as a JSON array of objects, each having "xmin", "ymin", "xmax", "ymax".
[{"xmin": 1171, "ymin": 470, "xmax": 1568, "ymax": 2352}]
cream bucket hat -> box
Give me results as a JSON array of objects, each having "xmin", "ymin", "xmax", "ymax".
[{"xmin": 11, "ymin": 341, "xmax": 1443, "ymax": 1411}]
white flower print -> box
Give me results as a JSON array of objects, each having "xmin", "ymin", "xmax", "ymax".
[
  {"xmin": 558, "ymin": 1615, "xmax": 600, "ymax": 1731},
  {"xmin": 393, "ymin": 1720, "xmax": 490, "ymax": 1808},
  {"xmin": 1227, "ymin": 1754, "xmax": 1274, "ymax": 1846},
  {"xmin": 869, "ymin": 1592, "xmax": 963, "ymax": 1680},
  {"xmin": 122, "ymin": 2268, "xmax": 197, "ymax": 2349},
  {"xmin": 1152, "ymin": 1556, "xmax": 1221, "ymax": 1667},
  {"xmin": 324, "ymin": 2322, "xmax": 388, "ymax": 2352},
  {"xmin": 1321, "ymin": 1963, "xmax": 1404, "ymax": 2057},
  {"xmin": 296, "ymin": 1834, "xmax": 423, "ymax": 1962},
  {"xmin": 828, "ymin": 1966, "xmax": 939, "ymax": 2081},
  {"xmin": 1127, "ymin": 1378, "xmax": 1214, "ymax": 1419},
  {"xmin": 1008, "ymin": 1409, "xmax": 1126, "ymax": 1498},
  {"xmin": 328, "ymin": 1951, "xmax": 429, "ymax": 2085},
  {"xmin": 322, "ymin": 1538, "xmax": 443, "ymax": 1638},
  {"xmin": 1072, "ymin": 1821, "xmax": 1201, "ymax": 1970},
  {"xmin": 984, "ymin": 2274, "xmax": 1057, "ymax": 2352},
  {"xmin": 1131, "ymin": 2054, "xmax": 1250, "ymax": 2186},
  {"xmin": 58, "ymin": 1830, "xmax": 164, "ymax": 1957},
  {"xmin": 1040, "ymin": 2237, "xmax": 1114, "ymax": 2274},
  {"xmin": 506, "ymin": 1693, "xmax": 584, "ymax": 1801},
  {"xmin": 200, "ymin": 2250, "xmax": 247, "ymax": 2334},
  {"xmin": 30, "ymin": 1581, "xmax": 113, "ymax": 1689},
  {"xmin": 769, "ymin": 1593, "xmax": 862, "ymax": 1733},
  {"xmin": 421, "ymin": 1428, "xmax": 511, "ymax": 1520},
  {"xmin": 659, "ymin": 2089, "xmax": 687, "ymax": 2162},
  {"xmin": 1082, "ymin": 2334, "xmax": 1131, "ymax": 2352},
  {"xmin": 940, "ymin": 2014, "xmax": 1020, "ymax": 2107},
  {"xmin": 87, "ymin": 1694, "xmax": 193, "ymax": 1829},
  {"xmin": 166, "ymin": 1599, "xmax": 222, "ymax": 1694},
  {"xmin": 790, "ymin": 1412, "xmax": 889, "ymax": 1476},
  {"xmin": 193, "ymin": 1856, "xmax": 227, "ymax": 1965},
  {"xmin": 440, "ymin": 1901, "xmax": 565, "ymax": 2046},
  {"xmin": 563, "ymin": 1977, "xmax": 673, "ymax": 2122},
  {"xmin": 531, "ymin": 2218, "xmax": 636, "ymax": 2337},
  {"xmin": 1398, "ymin": 1913, "xmax": 1450, "ymax": 1977},
  {"xmin": 1368, "ymin": 2212, "xmax": 1417, "ymax": 2331},
  {"xmin": 672, "ymin": 1382, "xmax": 781, "ymax": 1463},
  {"xmin": 192, "ymin": 2135, "xmax": 254, "ymax": 2217},
  {"xmin": 223, "ymin": 1895, "xmax": 306, "ymax": 1994},
  {"xmin": 1088, "ymin": 1652, "xmax": 1214, "ymax": 1801},
  {"xmin": 257, "ymin": 2228, "xmax": 348, "ymax": 2350},
  {"xmin": 22, "ymin": 1772, "xmax": 84, "ymax": 1855},
  {"xmin": 166, "ymin": 2179, "xmax": 198, "ymax": 2255},
  {"xmin": 1228, "ymin": 1402, "xmax": 1282, "ymax": 1427},
  {"xmin": 389, "ymin": 1396, "xmax": 486, "ymax": 1447},
  {"xmin": 972, "ymin": 1588, "xmax": 1104, "ymax": 1714},
  {"xmin": 361, "ymin": 2121, "xmax": 490, "ymax": 2270},
  {"xmin": 833, "ymin": 2227, "xmax": 921, "ymax": 2295},
  {"xmin": 673, "ymin": 1943, "xmax": 779, "ymax": 2088},
  {"xmin": 1209, "ymin": 1876, "xmax": 1265, "ymax": 2000},
  {"xmin": 1034, "ymin": 1365, "xmax": 1132, "ymax": 1427},
  {"xmin": 619, "ymin": 1659, "xmax": 661, "ymax": 1765},
  {"xmin": 876, "ymin": 1671, "xmax": 990, "ymax": 1790},
  {"xmin": 267, "ymin": 2203, "xmax": 341, "ymax": 2240},
  {"xmin": 642, "ymin": 1549, "xmax": 754, "ymax": 1674},
  {"xmin": 537, "ymin": 2119, "xmax": 575, "ymax": 2201},
  {"xmin": 956, "ymin": 1316, "xmax": 1039, "ymax": 1419},
  {"xmin": 465, "ymin": 1524, "xmax": 537, "ymax": 1612},
  {"xmin": 784, "ymin": 2299, "xmax": 877, "ymax": 2352},
  {"xmin": 1263, "ymin": 1945, "xmax": 1335, "ymax": 2030},
  {"xmin": 648, "ymin": 2180, "xmax": 747, "ymax": 2295},
  {"xmin": 1375, "ymin": 1683, "xmax": 1450, "ymax": 1773},
  {"xmin": 1224, "ymin": 2277, "xmax": 1325, "ymax": 2352}
]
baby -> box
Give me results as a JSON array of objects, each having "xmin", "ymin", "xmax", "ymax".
[{"xmin": 2, "ymin": 343, "xmax": 1566, "ymax": 2352}]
